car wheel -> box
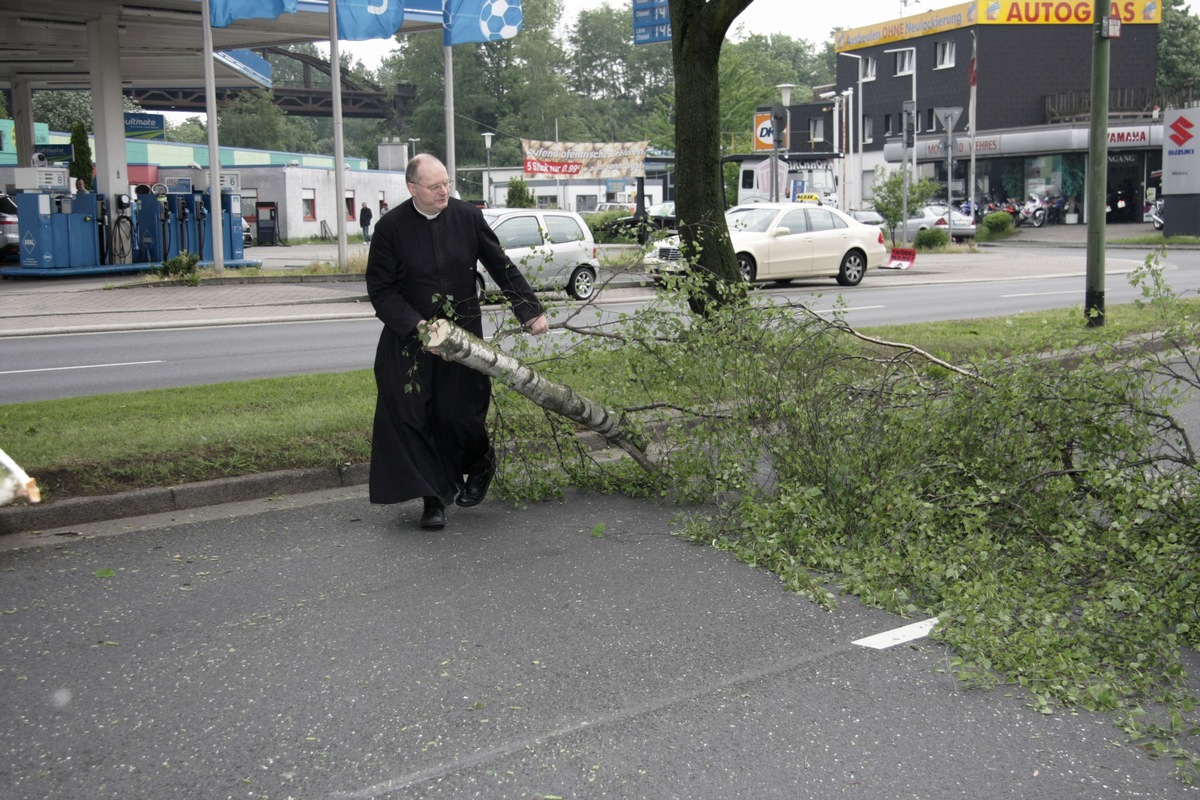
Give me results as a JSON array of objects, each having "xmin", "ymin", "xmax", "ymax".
[
  {"xmin": 567, "ymin": 266, "xmax": 596, "ymax": 300},
  {"xmin": 476, "ymin": 272, "xmax": 487, "ymax": 302},
  {"xmin": 737, "ymin": 253, "xmax": 756, "ymax": 283},
  {"xmin": 836, "ymin": 250, "xmax": 866, "ymax": 287}
]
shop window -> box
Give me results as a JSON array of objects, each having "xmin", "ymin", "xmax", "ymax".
[{"xmin": 302, "ymin": 188, "xmax": 316, "ymax": 221}]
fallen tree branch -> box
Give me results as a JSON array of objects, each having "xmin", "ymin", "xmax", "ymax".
[{"xmin": 423, "ymin": 319, "xmax": 659, "ymax": 474}]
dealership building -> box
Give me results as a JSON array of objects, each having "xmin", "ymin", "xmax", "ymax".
[{"xmin": 784, "ymin": 0, "xmax": 1178, "ymax": 222}]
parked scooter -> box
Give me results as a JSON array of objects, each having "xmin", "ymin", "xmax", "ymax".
[{"xmin": 1152, "ymin": 198, "xmax": 1164, "ymax": 230}]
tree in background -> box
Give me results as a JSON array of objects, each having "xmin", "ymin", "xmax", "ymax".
[
  {"xmin": 166, "ymin": 116, "xmax": 208, "ymax": 145},
  {"xmin": 217, "ymin": 89, "xmax": 316, "ymax": 154},
  {"xmin": 68, "ymin": 122, "xmax": 93, "ymax": 190},
  {"xmin": 31, "ymin": 91, "xmax": 142, "ymax": 134},
  {"xmin": 1158, "ymin": 0, "xmax": 1200, "ymax": 94},
  {"xmin": 505, "ymin": 177, "xmax": 535, "ymax": 208},
  {"xmin": 869, "ymin": 166, "xmax": 939, "ymax": 246}
]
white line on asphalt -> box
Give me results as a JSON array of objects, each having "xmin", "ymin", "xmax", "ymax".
[
  {"xmin": 808, "ymin": 305, "xmax": 886, "ymax": 315},
  {"xmin": 1001, "ymin": 290, "xmax": 1078, "ymax": 298},
  {"xmin": 0, "ymin": 360, "xmax": 164, "ymax": 376},
  {"xmin": 852, "ymin": 617, "xmax": 939, "ymax": 649}
]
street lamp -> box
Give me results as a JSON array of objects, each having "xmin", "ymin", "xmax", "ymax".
[
  {"xmin": 768, "ymin": 83, "xmax": 796, "ymax": 201},
  {"xmin": 819, "ymin": 90, "xmax": 845, "ymax": 210},
  {"xmin": 482, "ymin": 132, "xmax": 494, "ymax": 208},
  {"xmin": 838, "ymin": 53, "xmax": 863, "ymax": 210},
  {"xmin": 407, "ymin": 137, "xmax": 421, "ymax": 159}
]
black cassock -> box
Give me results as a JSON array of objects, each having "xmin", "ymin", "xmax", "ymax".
[{"xmin": 365, "ymin": 198, "xmax": 544, "ymax": 505}]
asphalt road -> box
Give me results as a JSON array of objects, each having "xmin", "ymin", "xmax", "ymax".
[{"xmin": 2, "ymin": 488, "xmax": 1195, "ymax": 799}]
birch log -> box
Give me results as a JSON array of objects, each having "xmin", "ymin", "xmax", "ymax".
[{"xmin": 424, "ymin": 319, "xmax": 657, "ymax": 474}]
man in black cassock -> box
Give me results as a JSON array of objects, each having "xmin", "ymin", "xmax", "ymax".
[{"xmin": 366, "ymin": 155, "xmax": 549, "ymax": 530}]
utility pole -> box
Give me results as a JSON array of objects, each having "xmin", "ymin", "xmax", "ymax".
[{"xmin": 1086, "ymin": 0, "xmax": 1117, "ymax": 327}]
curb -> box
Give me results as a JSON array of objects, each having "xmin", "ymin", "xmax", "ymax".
[{"xmin": 0, "ymin": 463, "xmax": 370, "ymax": 536}]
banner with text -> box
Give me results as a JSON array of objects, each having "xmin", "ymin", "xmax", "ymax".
[{"xmin": 522, "ymin": 140, "xmax": 649, "ymax": 179}]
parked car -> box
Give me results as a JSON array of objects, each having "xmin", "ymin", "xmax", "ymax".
[
  {"xmin": 647, "ymin": 202, "xmax": 886, "ymax": 287},
  {"xmin": 479, "ymin": 208, "xmax": 600, "ymax": 301},
  {"xmin": 585, "ymin": 202, "xmax": 632, "ymax": 215},
  {"xmin": 893, "ymin": 204, "xmax": 977, "ymax": 242},
  {"xmin": 604, "ymin": 201, "xmax": 677, "ymax": 241},
  {"xmin": 242, "ymin": 217, "xmax": 253, "ymax": 246},
  {"xmin": 1, "ymin": 193, "xmax": 19, "ymax": 262},
  {"xmin": 849, "ymin": 208, "xmax": 888, "ymax": 232}
]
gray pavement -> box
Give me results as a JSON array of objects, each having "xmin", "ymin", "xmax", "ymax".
[{"xmin": 1, "ymin": 222, "xmax": 1197, "ymax": 798}]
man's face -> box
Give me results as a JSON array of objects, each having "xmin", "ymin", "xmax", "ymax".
[{"xmin": 409, "ymin": 161, "xmax": 452, "ymax": 215}]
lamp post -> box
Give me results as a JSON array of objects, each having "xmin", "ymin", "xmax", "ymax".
[
  {"xmin": 819, "ymin": 90, "xmax": 844, "ymax": 210},
  {"xmin": 842, "ymin": 87, "xmax": 854, "ymax": 212},
  {"xmin": 482, "ymin": 132, "xmax": 494, "ymax": 208},
  {"xmin": 775, "ymin": 83, "xmax": 795, "ymax": 201},
  {"xmin": 838, "ymin": 53, "xmax": 863, "ymax": 209},
  {"xmin": 407, "ymin": 137, "xmax": 421, "ymax": 159}
]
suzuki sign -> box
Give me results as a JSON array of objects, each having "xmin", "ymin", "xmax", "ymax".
[{"xmin": 1163, "ymin": 110, "xmax": 1200, "ymax": 195}]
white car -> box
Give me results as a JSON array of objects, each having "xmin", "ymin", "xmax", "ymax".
[
  {"xmin": 649, "ymin": 203, "xmax": 886, "ymax": 287},
  {"xmin": 894, "ymin": 204, "xmax": 977, "ymax": 242},
  {"xmin": 479, "ymin": 209, "xmax": 600, "ymax": 300}
]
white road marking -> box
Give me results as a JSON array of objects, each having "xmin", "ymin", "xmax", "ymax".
[
  {"xmin": 1001, "ymin": 290, "xmax": 1077, "ymax": 298},
  {"xmin": 852, "ymin": 617, "xmax": 939, "ymax": 649},
  {"xmin": 808, "ymin": 305, "xmax": 886, "ymax": 315},
  {"xmin": 0, "ymin": 360, "xmax": 164, "ymax": 376}
]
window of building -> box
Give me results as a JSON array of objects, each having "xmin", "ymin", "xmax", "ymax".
[
  {"xmin": 936, "ymin": 40, "xmax": 955, "ymax": 69},
  {"xmin": 862, "ymin": 56, "xmax": 877, "ymax": 81},
  {"xmin": 884, "ymin": 113, "xmax": 893, "ymax": 136},
  {"xmin": 345, "ymin": 191, "xmax": 355, "ymax": 220},
  {"xmin": 302, "ymin": 188, "xmax": 316, "ymax": 221},
  {"xmin": 894, "ymin": 49, "xmax": 914, "ymax": 76},
  {"xmin": 862, "ymin": 116, "xmax": 874, "ymax": 144},
  {"xmin": 809, "ymin": 117, "xmax": 825, "ymax": 146}
]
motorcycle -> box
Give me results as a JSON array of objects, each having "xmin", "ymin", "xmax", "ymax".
[
  {"xmin": 1151, "ymin": 198, "xmax": 1164, "ymax": 230},
  {"xmin": 1045, "ymin": 194, "xmax": 1067, "ymax": 225},
  {"xmin": 1015, "ymin": 194, "xmax": 1047, "ymax": 228}
]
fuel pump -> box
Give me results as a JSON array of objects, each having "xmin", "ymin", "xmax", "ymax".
[
  {"xmin": 156, "ymin": 185, "xmax": 172, "ymax": 261},
  {"xmin": 178, "ymin": 196, "xmax": 191, "ymax": 255},
  {"xmin": 195, "ymin": 195, "xmax": 207, "ymax": 258},
  {"xmin": 109, "ymin": 192, "xmax": 132, "ymax": 264}
]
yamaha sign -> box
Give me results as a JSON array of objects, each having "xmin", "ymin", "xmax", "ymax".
[{"xmin": 1163, "ymin": 110, "xmax": 1200, "ymax": 195}]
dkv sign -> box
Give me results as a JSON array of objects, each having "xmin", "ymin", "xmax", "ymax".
[{"xmin": 753, "ymin": 109, "xmax": 788, "ymax": 151}]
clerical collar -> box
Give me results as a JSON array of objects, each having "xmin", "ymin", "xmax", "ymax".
[{"xmin": 419, "ymin": 210, "xmax": 441, "ymax": 220}]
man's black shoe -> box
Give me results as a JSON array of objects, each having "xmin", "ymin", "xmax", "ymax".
[
  {"xmin": 420, "ymin": 496, "xmax": 445, "ymax": 529},
  {"xmin": 456, "ymin": 460, "xmax": 495, "ymax": 508}
]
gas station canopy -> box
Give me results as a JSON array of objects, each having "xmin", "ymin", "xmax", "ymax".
[{"xmin": 0, "ymin": 0, "xmax": 439, "ymax": 92}]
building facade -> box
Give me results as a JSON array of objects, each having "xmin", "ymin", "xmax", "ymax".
[{"xmin": 786, "ymin": 0, "xmax": 1174, "ymax": 221}]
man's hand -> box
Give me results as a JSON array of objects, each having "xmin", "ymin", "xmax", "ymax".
[
  {"xmin": 417, "ymin": 319, "xmax": 441, "ymax": 356},
  {"xmin": 525, "ymin": 314, "xmax": 550, "ymax": 336}
]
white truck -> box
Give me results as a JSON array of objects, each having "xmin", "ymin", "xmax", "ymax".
[{"xmin": 735, "ymin": 157, "xmax": 839, "ymax": 207}]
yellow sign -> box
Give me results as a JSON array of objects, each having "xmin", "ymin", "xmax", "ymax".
[{"xmin": 836, "ymin": 0, "xmax": 1160, "ymax": 51}]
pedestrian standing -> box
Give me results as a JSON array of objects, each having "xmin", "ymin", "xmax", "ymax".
[
  {"xmin": 365, "ymin": 155, "xmax": 549, "ymax": 530},
  {"xmin": 359, "ymin": 201, "xmax": 373, "ymax": 243}
]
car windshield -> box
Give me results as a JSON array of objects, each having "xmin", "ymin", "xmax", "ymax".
[
  {"xmin": 725, "ymin": 207, "xmax": 778, "ymax": 233},
  {"xmin": 647, "ymin": 202, "xmax": 674, "ymax": 217}
]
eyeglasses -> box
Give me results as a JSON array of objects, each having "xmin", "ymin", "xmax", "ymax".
[{"xmin": 413, "ymin": 179, "xmax": 452, "ymax": 193}]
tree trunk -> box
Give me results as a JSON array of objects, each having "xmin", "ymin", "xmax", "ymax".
[
  {"xmin": 424, "ymin": 320, "xmax": 658, "ymax": 474},
  {"xmin": 670, "ymin": 0, "xmax": 756, "ymax": 314}
]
